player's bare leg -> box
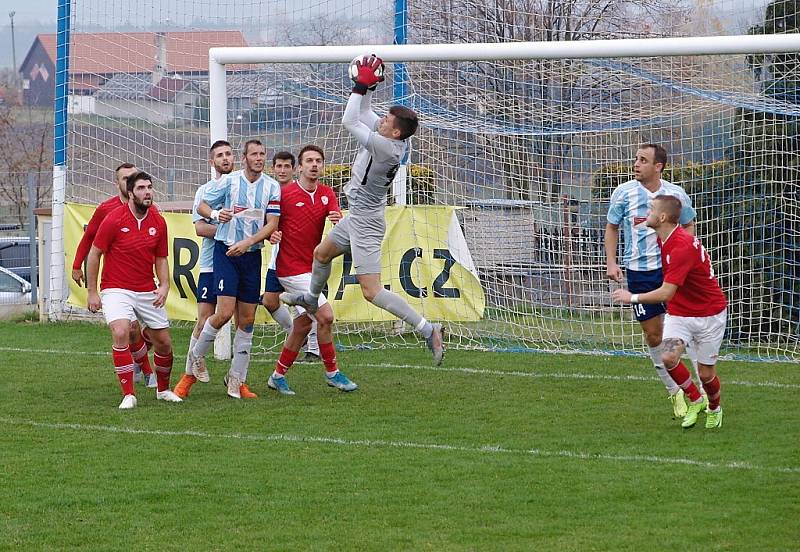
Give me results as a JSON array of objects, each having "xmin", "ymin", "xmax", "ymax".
[
  {"xmin": 661, "ymin": 338, "xmax": 705, "ymax": 428},
  {"xmin": 129, "ymin": 320, "xmax": 155, "ymax": 387},
  {"xmin": 225, "ymin": 302, "xmax": 258, "ymax": 399},
  {"xmin": 640, "ymin": 315, "xmax": 685, "ymax": 417}
]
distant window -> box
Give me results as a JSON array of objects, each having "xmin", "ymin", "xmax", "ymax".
[
  {"xmin": 0, "ymin": 272, "xmax": 22, "ymax": 293},
  {"xmin": 22, "ymin": 79, "xmax": 30, "ymax": 90}
]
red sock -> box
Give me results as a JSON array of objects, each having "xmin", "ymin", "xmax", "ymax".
[
  {"xmin": 131, "ymin": 338, "xmax": 153, "ymax": 375},
  {"xmin": 319, "ymin": 342, "xmax": 337, "ymax": 374},
  {"xmin": 702, "ymin": 375, "xmax": 721, "ymax": 410},
  {"xmin": 275, "ymin": 347, "xmax": 299, "ymax": 376},
  {"xmin": 112, "ymin": 346, "xmax": 135, "ymax": 396},
  {"xmin": 667, "ymin": 361, "xmax": 702, "ymax": 402},
  {"xmin": 153, "ymin": 351, "xmax": 173, "ymax": 392}
]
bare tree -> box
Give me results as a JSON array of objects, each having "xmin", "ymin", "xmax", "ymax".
[
  {"xmin": 0, "ymin": 91, "xmax": 53, "ymax": 229},
  {"xmin": 409, "ymin": 0, "xmax": 691, "ymax": 201}
]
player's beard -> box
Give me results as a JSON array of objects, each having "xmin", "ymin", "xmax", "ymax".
[
  {"xmin": 215, "ymin": 161, "xmax": 233, "ymax": 175},
  {"xmin": 132, "ymin": 196, "xmax": 151, "ymax": 217}
]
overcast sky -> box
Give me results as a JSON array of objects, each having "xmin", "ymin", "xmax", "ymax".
[{"xmin": 0, "ymin": 0, "xmax": 770, "ymax": 69}]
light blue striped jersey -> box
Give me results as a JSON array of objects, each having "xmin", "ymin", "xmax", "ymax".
[
  {"xmin": 192, "ymin": 180, "xmax": 220, "ymax": 273},
  {"xmin": 607, "ymin": 179, "xmax": 696, "ymax": 271},
  {"xmin": 203, "ymin": 170, "xmax": 281, "ymax": 252}
]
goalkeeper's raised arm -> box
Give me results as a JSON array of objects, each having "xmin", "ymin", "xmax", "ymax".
[{"xmin": 343, "ymin": 54, "xmax": 385, "ymax": 145}]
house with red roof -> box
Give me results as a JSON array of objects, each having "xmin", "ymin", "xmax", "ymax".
[{"xmin": 19, "ymin": 31, "xmax": 248, "ymax": 110}]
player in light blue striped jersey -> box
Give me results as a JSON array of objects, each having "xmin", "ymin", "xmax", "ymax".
[
  {"xmin": 174, "ymin": 140, "xmax": 234, "ymax": 398},
  {"xmin": 605, "ymin": 144, "xmax": 699, "ymax": 419},
  {"xmin": 188, "ymin": 139, "xmax": 281, "ymax": 399}
]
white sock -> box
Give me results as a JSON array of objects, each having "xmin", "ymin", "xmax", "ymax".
[
  {"xmin": 269, "ymin": 305, "xmax": 293, "ymax": 333},
  {"xmin": 192, "ymin": 320, "xmax": 219, "ymax": 359},
  {"xmin": 230, "ymin": 328, "xmax": 253, "ymax": 381},
  {"xmin": 650, "ymin": 344, "xmax": 679, "ymax": 394},
  {"xmin": 685, "ymin": 343, "xmax": 703, "ymax": 390},
  {"xmin": 307, "ymin": 321, "xmax": 320, "ymax": 356},
  {"xmin": 185, "ymin": 334, "xmax": 198, "ymax": 374}
]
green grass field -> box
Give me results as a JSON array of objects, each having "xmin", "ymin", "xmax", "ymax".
[{"xmin": 1, "ymin": 319, "xmax": 798, "ymax": 551}]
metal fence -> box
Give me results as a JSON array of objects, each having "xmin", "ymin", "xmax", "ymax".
[{"xmin": 0, "ymin": 171, "xmax": 49, "ymax": 311}]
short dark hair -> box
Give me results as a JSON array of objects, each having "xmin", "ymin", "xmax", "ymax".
[
  {"xmin": 272, "ymin": 151, "xmax": 296, "ymax": 167},
  {"xmin": 389, "ymin": 105, "xmax": 419, "ymax": 140},
  {"xmin": 298, "ymin": 144, "xmax": 325, "ymax": 164},
  {"xmin": 243, "ymin": 139, "xmax": 264, "ymax": 156},
  {"xmin": 640, "ymin": 143, "xmax": 668, "ymax": 171},
  {"xmin": 125, "ymin": 171, "xmax": 153, "ymax": 196},
  {"xmin": 209, "ymin": 140, "xmax": 232, "ymax": 157},
  {"xmin": 115, "ymin": 162, "xmax": 136, "ymax": 178},
  {"xmin": 653, "ymin": 194, "xmax": 682, "ymax": 224}
]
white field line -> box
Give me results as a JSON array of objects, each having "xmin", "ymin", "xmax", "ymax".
[
  {"xmin": 1, "ymin": 346, "xmax": 798, "ymax": 390},
  {"xmin": 4, "ymin": 417, "xmax": 798, "ymax": 475}
]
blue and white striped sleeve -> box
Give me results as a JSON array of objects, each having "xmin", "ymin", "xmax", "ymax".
[
  {"xmin": 203, "ymin": 176, "xmax": 228, "ymax": 209},
  {"xmin": 266, "ymin": 180, "xmax": 281, "ymax": 217},
  {"xmin": 678, "ymin": 188, "xmax": 696, "ymax": 224},
  {"xmin": 606, "ymin": 187, "xmax": 625, "ymax": 225}
]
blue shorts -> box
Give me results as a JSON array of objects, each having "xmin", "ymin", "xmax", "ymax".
[
  {"xmin": 196, "ymin": 272, "xmax": 216, "ymax": 304},
  {"xmin": 264, "ymin": 268, "xmax": 284, "ymax": 294},
  {"xmin": 213, "ymin": 241, "xmax": 262, "ymax": 304},
  {"xmin": 626, "ymin": 268, "xmax": 666, "ymax": 322}
]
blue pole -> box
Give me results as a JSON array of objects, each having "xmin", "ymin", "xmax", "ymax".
[
  {"xmin": 48, "ymin": 0, "xmax": 70, "ymax": 320},
  {"xmin": 393, "ymin": 0, "xmax": 409, "ymax": 106},
  {"xmin": 393, "ymin": 0, "xmax": 411, "ymax": 205},
  {"xmin": 54, "ymin": 0, "xmax": 71, "ymax": 166}
]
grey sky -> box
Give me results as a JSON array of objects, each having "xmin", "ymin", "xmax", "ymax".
[{"xmin": 0, "ymin": 0, "xmax": 772, "ymax": 69}]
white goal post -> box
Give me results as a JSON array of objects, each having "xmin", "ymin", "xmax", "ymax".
[
  {"xmin": 208, "ymin": 34, "xmax": 800, "ymax": 141},
  {"xmin": 201, "ymin": 34, "xmax": 800, "ymax": 360}
]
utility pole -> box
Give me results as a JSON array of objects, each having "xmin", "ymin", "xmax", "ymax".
[{"xmin": 9, "ymin": 11, "xmax": 18, "ymax": 84}]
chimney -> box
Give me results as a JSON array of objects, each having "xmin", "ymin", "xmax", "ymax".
[{"xmin": 153, "ymin": 31, "xmax": 168, "ymax": 86}]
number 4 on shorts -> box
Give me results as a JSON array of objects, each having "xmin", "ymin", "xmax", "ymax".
[{"xmin": 218, "ymin": 279, "xmax": 224, "ymax": 292}]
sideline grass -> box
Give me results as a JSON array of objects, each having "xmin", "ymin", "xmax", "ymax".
[{"xmin": 1, "ymin": 320, "xmax": 798, "ymax": 551}]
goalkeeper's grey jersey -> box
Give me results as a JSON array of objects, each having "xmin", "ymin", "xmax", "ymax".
[{"xmin": 343, "ymin": 122, "xmax": 407, "ymax": 218}]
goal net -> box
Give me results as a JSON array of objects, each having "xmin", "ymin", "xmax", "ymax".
[{"xmin": 52, "ymin": 0, "xmax": 800, "ymax": 361}]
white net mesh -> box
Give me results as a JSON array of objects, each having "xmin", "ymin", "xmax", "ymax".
[{"xmin": 54, "ymin": 0, "xmax": 800, "ymax": 360}]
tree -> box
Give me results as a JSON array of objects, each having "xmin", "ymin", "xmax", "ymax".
[
  {"xmin": 0, "ymin": 101, "xmax": 53, "ymax": 230},
  {"xmin": 408, "ymin": 0, "xmax": 691, "ymax": 202}
]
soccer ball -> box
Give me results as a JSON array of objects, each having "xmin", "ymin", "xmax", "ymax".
[{"xmin": 349, "ymin": 54, "xmax": 384, "ymax": 83}]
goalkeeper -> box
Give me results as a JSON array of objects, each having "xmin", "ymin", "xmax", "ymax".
[{"xmin": 282, "ymin": 54, "xmax": 445, "ymax": 365}]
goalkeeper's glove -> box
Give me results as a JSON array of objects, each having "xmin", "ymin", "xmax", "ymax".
[{"xmin": 352, "ymin": 55, "xmax": 385, "ymax": 95}]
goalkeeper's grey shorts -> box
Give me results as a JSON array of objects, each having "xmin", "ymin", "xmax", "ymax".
[{"xmin": 328, "ymin": 214, "xmax": 385, "ymax": 275}]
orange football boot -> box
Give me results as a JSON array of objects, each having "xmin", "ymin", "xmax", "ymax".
[{"xmin": 173, "ymin": 374, "xmax": 197, "ymax": 398}]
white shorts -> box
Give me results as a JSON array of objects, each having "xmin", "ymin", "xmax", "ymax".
[
  {"xmin": 663, "ymin": 310, "xmax": 726, "ymax": 365},
  {"xmin": 277, "ymin": 273, "xmax": 328, "ymax": 318},
  {"xmin": 100, "ymin": 288, "xmax": 170, "ymax": 330}
]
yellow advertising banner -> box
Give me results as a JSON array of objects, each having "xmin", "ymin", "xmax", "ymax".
[{"xmin": 65, "ymin": 203, "xmax": 485, "ymax": 323}]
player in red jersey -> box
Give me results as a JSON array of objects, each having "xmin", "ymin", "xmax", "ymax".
[
  {"xmin": 86, "ymin": 171, "xmax": 183, "ymax": 409},
  {"xmin": 72, "ymin": 163, "xmax": 156, "ymax": 387},
  {"xmin": 265, "ymin": 144, "xmax": 358, "ymax": 395},
  {"xmin": 612, "ymin": 195, "xmax": 726, "ymax": 429}
]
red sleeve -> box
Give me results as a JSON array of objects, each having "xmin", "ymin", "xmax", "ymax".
[
  {"xmin": 662, "ymin": 242, "xmax": 694, "ymax": 287},
  {"xmin": 155, "ymin": 218, "xmax": 169, "ymax": 258},
  {"xmin": 92, "ymin": 213, "xmax": 117, "ymax": 253},
  {"xmin": 72, "ymin": 207, "xmax": 106, "ymax": 269},
  {"xmin": 327, "ymin": 187, "xmax": 341, "ymax": 212}
]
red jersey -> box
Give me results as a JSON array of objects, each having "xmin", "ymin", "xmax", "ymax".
[
  {"xmin": 659, "ymin": 226, "xmax": 727, "ymax": 317},
  {"xmin": 276, "ymin": 180, "xmax": 340, "ymax": 277},
  {"xmin": 72, "ymin": 195, "xmax": 127, "ymax": 269},
  {"xmin": 93, "ymin": 204, "xmax": 168, "ymax": 292}
]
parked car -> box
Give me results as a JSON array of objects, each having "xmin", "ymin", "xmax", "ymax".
[
  {"xmin": 0, "ymin": 236, "xmax": 33, "ymax": 283},
  {"xmin": 0, "ymin": 265, "xmax": 32, "ymax": 305}
]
